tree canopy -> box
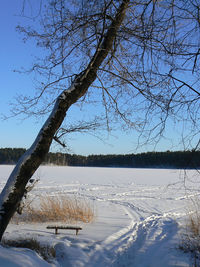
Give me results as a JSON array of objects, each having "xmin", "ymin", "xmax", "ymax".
[{"xmin": 14, "ymin": 0, "xmax": 200, "ymax": 149}]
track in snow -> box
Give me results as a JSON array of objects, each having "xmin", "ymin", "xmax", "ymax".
[{"xmin": 0, "ymin": 166, "xmax": 193, "ymax": 266}]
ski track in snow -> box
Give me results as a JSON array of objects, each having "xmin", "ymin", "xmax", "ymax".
[{"xmin": 0, "ymin": 166, "xmax": 196, "ymax": 266}]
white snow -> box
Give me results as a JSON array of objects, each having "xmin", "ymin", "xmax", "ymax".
[
  {"xmin": 0, "ymin": 165, "xmax": 197, "ymax": 266},
  {"xmin": 0, "ymin": 244, "xmax": 51, "ymax": 267}
]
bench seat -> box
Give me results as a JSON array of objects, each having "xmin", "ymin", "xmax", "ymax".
[{"xmin": 47, "ymin": 225, "xmax": 82, "ymax": 235}]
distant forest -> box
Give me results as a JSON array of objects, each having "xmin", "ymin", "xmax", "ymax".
[{"xmin": 0, "ymin": 148, "xmax": 200, "ymax": 169}]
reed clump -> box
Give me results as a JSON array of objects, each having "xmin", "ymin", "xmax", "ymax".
[
  {"xmin": 13, "ymin": 194, "xmax": 95, "ymax": 224},
  {"xmin": 180, "ymin": 198, "xmax": 200, "ymax": 267}
]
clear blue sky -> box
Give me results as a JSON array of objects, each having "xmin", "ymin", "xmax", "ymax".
[{"xmin": 0, "ymin": 1, "xmax": 185, "ymax": 155}]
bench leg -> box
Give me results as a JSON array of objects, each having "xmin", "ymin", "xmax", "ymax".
[
  {"xmin": 76, "ymin": 229, "xmax": 79, "ymax": 235},
  {"xmin": 55, "ymin": 228, "xmax": 58, "ymax": 234}
]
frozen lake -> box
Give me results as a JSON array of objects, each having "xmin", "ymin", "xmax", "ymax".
[{"xmin": 0, "ymin": 165, "xmax": 197, "ymax": 266}]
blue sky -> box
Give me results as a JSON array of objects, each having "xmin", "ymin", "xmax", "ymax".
[{"xmin": 0, "ymin": 1, "xmax": 185, "ymax": 155}]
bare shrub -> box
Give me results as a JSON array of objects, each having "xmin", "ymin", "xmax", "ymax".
[
  {"xmin": 13, "ymin": 194, "xmax": 95, "ymax": 224},
  {"xmin": 2, "ymin": 237, "xmax": 55, "ymax": 262},
  {"xmin": 180, "ymin": 199, "xmax": 200, "ymax": 267}
]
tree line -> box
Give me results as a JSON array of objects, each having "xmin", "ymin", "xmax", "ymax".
[{"xmin": 0, "ymin": 148, "xmax": 199, "ymax": 169}]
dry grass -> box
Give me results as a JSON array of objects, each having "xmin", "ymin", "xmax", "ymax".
[
  {"xmin": 188, "ymin": 212, "xmax": 200, "ymax": 237},
  {"xmin": 179, "ymin": 198, "xmax": 200, "ymax": 267},
  {"xmin": 13, "ymin": 194, "xmax": 95, "ymax": 224},
  {"xmin": 2, "ymin": 237, "xmax": 55, "ymax": 263}
]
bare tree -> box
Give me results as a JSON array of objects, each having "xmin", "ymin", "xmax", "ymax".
[
  {"xmin": 0, "ymin": 0, "xmax": 130, "ymax": 241},
  {"xmin": 0, "ymin": 0, "xmax": 200, "ymax": 239}
]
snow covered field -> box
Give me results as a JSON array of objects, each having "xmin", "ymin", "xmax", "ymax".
[{"xmin": 0, "ymin": 165, "xmax": 198, "ymax": 266}]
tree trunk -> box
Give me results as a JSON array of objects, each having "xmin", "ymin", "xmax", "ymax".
[{"xmin": 0, "ymin": 0, "xmax": 129, "ymax": 240}]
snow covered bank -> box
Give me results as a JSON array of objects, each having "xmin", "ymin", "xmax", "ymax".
[
  {"xmin": 0, "ymin": 244, "xmax": 51, "ymax": 267},
  {"xmin": 0, "ymin": 166, "xmax": 196, "ymax": 266}
]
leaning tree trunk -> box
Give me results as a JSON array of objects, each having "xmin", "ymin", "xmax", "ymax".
[{"xmin": 0, "ymin": 0, "xmax": 129, "ymax": 240}]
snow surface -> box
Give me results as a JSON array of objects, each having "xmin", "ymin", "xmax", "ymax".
[{"xmin": 0, "ymin": 165, "xmax": 198, "ymax": 266}]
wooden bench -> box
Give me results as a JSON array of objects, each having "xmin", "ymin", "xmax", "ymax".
[{"xmin": 46, "ymin": 225, "xmax": 82, "ymax": 235}]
